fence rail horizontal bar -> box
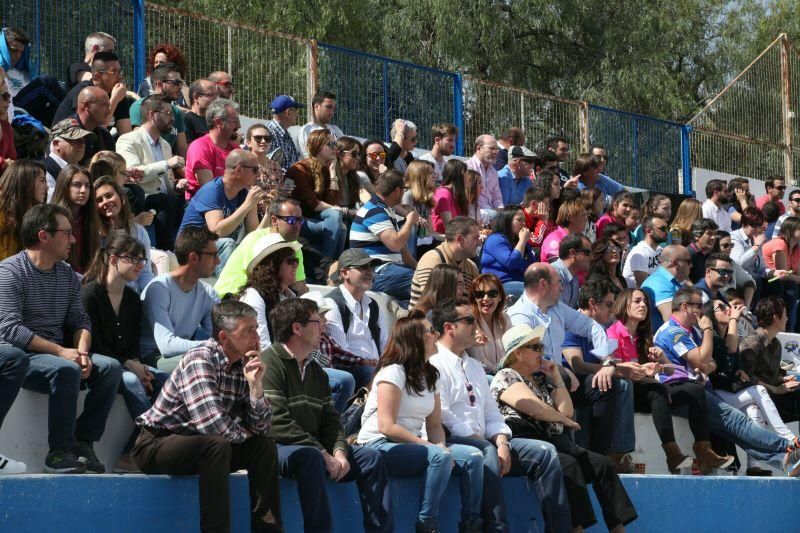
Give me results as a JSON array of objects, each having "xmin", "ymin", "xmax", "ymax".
[
  {"xmin": 464, "ymin": 76, "xmax": 585, "ymax": 108},
  {"xmin": 144, "ymin": 2, "xmax": 311, "ymax": 44},
  {"xmin": 692, "ymin": 126, "xmax": 787, "ymax": 150},
  {"xmin": 318, "ymin": 42, "xmax": 457, "ymax": 78},
  {"xmin": 589, "ymin": 104, "xmax": 685, "ymax": 127}
]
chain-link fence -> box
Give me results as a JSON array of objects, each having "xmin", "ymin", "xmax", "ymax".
[
  {"xmin": 317, "ymin": 43, "xmax": 461, "ymax": 153},
  {"xmin": 689, "ymin": 34, "xmax": 799, "ymax": 184},
  {"xmin": 589, "ymin": 105, "xmax": 687, "ymax": 193},
  {"xmin": 145, "ymin": 3, "xmax": 310, "ymax": 121},
  {"xmin": 462, "ymin": 77, "xmax": 585, "ymax": 165},
  {"xmin": 1, "ymin": 0, "xmax": 140, "ymax": 88}
]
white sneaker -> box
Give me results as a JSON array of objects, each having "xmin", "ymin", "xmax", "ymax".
[{"xmin": 0, "ymin": 453, "xmax": 26, "ymax": 475}]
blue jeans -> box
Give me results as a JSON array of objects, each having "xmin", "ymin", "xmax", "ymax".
[
  {"xmin": 345, "ymin": 364, "xmax": 376, "ymax": 390},
  {"xmin": 301, "ymin": 208, "xmax": 346, "ymax": 259},
  {"xmin": 16, "ymin": 349, "xmax": 122, "ymax": 451},
  {"xmin": 119, "ymin": 366, "xmax": 170, "ymax": 452},
  {"xmin": 277, "ymin": 443, "xmax": 393, "ymax": 532},
  {"xmin": 704, "ymin": 389, "xmax": 789, "ymax": 466},
  {"xmin": 372, "ymin": 263, "xmax": 414, "ymax": 304},
  {"xmin": 215, "ymin": 237, "xmax": 237, "ymax": 277},
  {"xmin": 612, "ymin": 378, "xmax": 636, "ymax": 453},
  {"xmin": 447, "ymin": 435, "xmax": 571, "ymax": 533},
  {"xmin": 324, "ymin": 367, "xmax": 355, "ymax": 413},
  {"xmin": 502, "ymin": 281, "xmax": 525, "ymax": 298},
  {"xmin": 0, "ymin": 347, "xmax": 29, "ymax": 429},
  {"xmin": 365, "ymin": 438, "xmax": 483, "ymax": 525}
]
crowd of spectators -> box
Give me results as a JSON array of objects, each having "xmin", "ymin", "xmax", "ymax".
[{"xmin": 3, "ymin": 25, "xmax": 800, "ymax": 533}]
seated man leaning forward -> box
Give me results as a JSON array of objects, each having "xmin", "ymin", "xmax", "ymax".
[
  {"xmin": 0, "ymin": 204, "xmax": 122, "ymax": 474},
  {"xmin": 133, "ymin": 300, "xmax": 282, "ymax": 533},
  {"xmin": 262, "ymin": 297, "xmax": 393, "ymax": 533},
  {"xmin": 140, "ymin": 226, "xmax": 221, "ymax": 372}
]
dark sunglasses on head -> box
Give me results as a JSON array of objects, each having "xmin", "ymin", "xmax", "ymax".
[
  {"xmin": 252, "ymin": 135, "xmax": 273, "ymax": 143},
  {"xmin": 275, "ymin": 215, "xmax": 304, "ymax": 225},
  {"xmin": 473, "ymin": 289, "xmax": 500, "ymax": 299}
]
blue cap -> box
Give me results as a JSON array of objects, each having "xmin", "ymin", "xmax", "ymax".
[{"xmin": 270, "ymin": 95, "xmax": 305, "ymax": 114}]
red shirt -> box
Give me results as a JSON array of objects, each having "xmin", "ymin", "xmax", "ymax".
[
  {"xmin": 0, "ymin": 121, "xmax": 17, "ymax": 171},
  {"xmin": 755, "ymin": 194, "xmax": 786, "ymax": 215},
  {"xmin": 184, "ymin": 134, "xmax": 238, "ymax": 199}
]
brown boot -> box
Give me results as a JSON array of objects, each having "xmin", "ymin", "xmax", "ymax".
[
  {"xmin": 607, "ymin": 452, "xmax": 634, "ymax": 474},
  {"xmin": 693, "ymin": 441, "xmax": 735, "ymax": 475},
  {"xmin": 662, "ymin": 441, "xmax": 692, "ymax": 474}
]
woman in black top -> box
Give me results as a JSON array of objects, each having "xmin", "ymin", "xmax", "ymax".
[{"xmin": 81, "ymin": 231, "xmax": 169, "ymax": 472}]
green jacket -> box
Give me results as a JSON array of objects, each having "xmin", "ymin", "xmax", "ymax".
[{"xmin": 262, "ymin": 342, "xmax": 348, "ymax": 454}]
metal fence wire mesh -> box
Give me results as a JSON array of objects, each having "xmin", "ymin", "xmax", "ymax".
[
  {"xmin": 689, "ymin": 37, "xmax": 794, "ymax": 182},
  {"xmin": 462, "ymin": 77, "xmax": 583, "ymax": 166},
  {"xmin": 589, "ymin": 105, "xmax": 684, "ymax": 193},
  {"xmin": 317, "ymin": 43, "xmax": 458, "ymax": 151},
  {"xmin": 1, "ymin": 0, "xmax": 136, "ymax": 88},
  {"xmin": 145, "ymin": 3, "xmax": 309, "ymax": 120}
]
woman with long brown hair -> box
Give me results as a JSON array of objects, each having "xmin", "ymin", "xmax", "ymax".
[
  {"xmin": 0, "ymin": 159, "xmax": 47, "ymax": 259},
  {"xmin": 606, "ymin": 288, "xmax": 732, "ymax": 474},
  {"xmin": 238, "ymin": 234, "xmax": 301, "ymax": 350},
  {"xmin": 333, "ymin": 136, "xmax": 374, "ymax": 214},
  {"xmin": 357, "ymin": 311, "xmax": 484, "ymax": 533},
  {"xmin": 587, "ymin": 238, "xmax": 626, "ymax": 291},
  {"xmin": 670, "ymin": 198, "xmax": 702, "ymax": 246},
  {"xmin": 466, "ymin": 273, "xmax": 509, "ymax": 373},
  {"xmin": 287, "ymin": 128, "xmax": 346, "ymax": 258},
  {"xmin": 432, "ymin": 159, "xmax": 469, "ymax": 233},
  {"xmin": 412, "ymin": 264, "xmax": 464, "ymax": 315},
  {"xmin": 52, "ymin": 164, "xmax": 102, "ymax": 273}
]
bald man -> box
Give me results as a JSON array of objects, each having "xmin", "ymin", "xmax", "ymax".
[
  {"xmin": 507, "ymin": 262, "xmax": 616, "ymax": 388},
  {"xmin": 72, "ymin": 85, "xmax": 115, "ymax": 163},
  {"xmin": 179, "ymin": 149, "xmax": 266, "ymax": 275},
  {"xmin": 466, "ymin": 134, "xmax": 504, "ymax": 223},
  {"xmin": 208, "ymin": 71, "xmax": 234, "ymax": 99},
  {"xmin": 53, "ymin": 51, "xmax": 133, "ymax": 133},
  {"xmin": 641, "ymin": 244, "xmax": 693, "ymax": 331}
]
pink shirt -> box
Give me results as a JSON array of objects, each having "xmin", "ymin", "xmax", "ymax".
[
  {"xmin": 432, "ymin": 186, "xmax": 464, "ymax": 233},
  {"xmin": 466, "ymin": 155, "xmax": 503, "ymax": 211},
  {"xmin": 762, "ymin": 237, "xmax": 800, "ymax": 271},
  {"xmin": 594, "ymin": 212, "xmax": 623, "ymax": 237},
  {"xmin": 755, "ymin": 194, "xmax": 786, "ymax": 215},
  {"xmin": 606, "ymin": 320, "xmax": 639, "ymax": 363},
  {"xmin": 540, "ymin": 226, "xmax": 569, "ymax": 263},
  {"xmin": 184, "ymin": 134, "xmax": 238, "ymax": 199}
]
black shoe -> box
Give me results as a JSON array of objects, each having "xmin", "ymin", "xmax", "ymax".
[
  {"xmin": 746, "ymin": 466, "xmax": 773, "ymax": 477},
  {"xmin": 44, "ymin": 449, "xmax": 87, "ymax": 474},
  {"xmin": 75, "ymin": 441, "xmax": 105, "ymax": 473},
  {"xmin": 415, "ymin": 520, "xmax": 440, "ymax": 533}
]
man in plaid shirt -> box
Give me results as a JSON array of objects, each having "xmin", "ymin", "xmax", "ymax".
[
  {"xmin": 133, "ymin": 301, "xmax": 282, "ymax": 532},
  {"xmin": 267, "ymin": 95, "xmax": 303, "ymax": 171}
]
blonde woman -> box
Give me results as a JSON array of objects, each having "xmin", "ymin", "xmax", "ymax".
[
  {"xmin": 403, "ymin": 160, "xmax": 438, "ymax": 257},
  {"xmin": 670, "ymin": 198, "xmax": 702, "ymax": 246}
]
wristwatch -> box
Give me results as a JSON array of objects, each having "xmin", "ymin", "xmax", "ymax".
[{"xmin": 601, "ymin": 359, "xmax": 617, "ymax": 368}]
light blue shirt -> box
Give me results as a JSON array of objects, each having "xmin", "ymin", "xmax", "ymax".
[
  {"xmin": 641, "ymin": 266, "xmax": 685, "ymax": 332},
  {"xmin": 552, "ymin": 259, "xmax": 579, "ymax": 309},
  {"xmin": 497, "ymin": 165, "xmax": 532, "ymax": 206},
  {"xmin": 140, "ymin": 274, "xmax": 220, "ymax": 358},
  {"xmin": 578, "ymin": 173, "xmax": 625, "ymax": 205},
  {"xmin": 507, "ymin": 293, "xmax": 615, "ymax": 365}
]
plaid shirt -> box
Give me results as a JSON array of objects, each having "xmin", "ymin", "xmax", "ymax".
[
  {"xmin": 267, "ymin": 119, "xmax": 302, "ymax": 171},
  {"xmin": 310, "ymin": 332, "xmax": 366, "ymax": 369},
  {"xmin": 137, "ymin": 340, "xmax": 271, "ymax": 443}
]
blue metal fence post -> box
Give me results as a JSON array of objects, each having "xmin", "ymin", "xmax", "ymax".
[
  {"xmin": 132, "ymin": 0, "xmax": 146, "ymax": 91},
  {"xmin": 681, "ymin": 124, "xmax": 694, "ymax": 196},
  {"xmin": 34, "ymin": 0, "xmax": 41, "ymax": 72},
  {"xmin": 453, "ymin": 73, "xmax": 464, "ymax": 157},
  {"xmin": 632, "ymin": 116, "xmax": 639, "ymax": 188},
  {"xmin": 382, "ymin": 60, "xmax": 389, "ymax": 142}
]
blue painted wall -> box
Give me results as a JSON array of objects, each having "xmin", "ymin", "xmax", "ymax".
[{"xmin": 0, "ymin": 474, "xmax": 797, "ymax": 532}]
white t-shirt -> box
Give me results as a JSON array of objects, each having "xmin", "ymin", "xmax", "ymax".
[
  {"xmin": 357, "ymin": 364, "xmax": 437, "ymax": 444},
  {"xmin": 420, "ymin": 153, "xmax": 446, "ymax": 185},
  {"xmin": 622, "ymin": 240, "xmax": 662, "ymax": 288},
  {"xmin": 297, "ymin": 122, "xmax": 344, "ymax": 158},
  {"xmin": 702, "ymin": 199, "xmax": 732, "ymax": 232}
]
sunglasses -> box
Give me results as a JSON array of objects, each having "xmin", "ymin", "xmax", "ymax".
[
  {"xmin": 473, "ymin": 289, "xmax": 500, "ymax": 299},
  {"xmin": 162, "ymin": 79, "xmax": 185, "ymax": 87},
  {"xmin": 367, "ymin": 151, "xmax": 386, "ymax": 160},
  {"xmin": 465, "ymin": 381, "xmax": 477, "ymax": 406},
  {"xmin": 424, "ymin": 325, "xmax": 437, "ymax": 334},
  {"xmin": 252, "ymin": 135, "xmax": 273, "ymax": 143},
  {"xmin": 451, "ymin": 315, "xmax": 476, "ymax": 325},
  {"xmin": 342, "ymin": 150, "xmax": 361, "ymax": 158},
  {"xmin": 709, "ymin": 267, "xmax": 733, "ymax": 277},
  {"xmin": 776, "ymin": 186, "xmax": 787, "ymax": 191},
  {"xmin": 718, "ymin": 242, "xmax": 733, "ymax": 249},
  {"xmin": 283, "ymin": 257, "xmax": 300, "ymax": 266},
  {"xmin": 275, "ymin": 215, "xmax": 304, "ymax": 225},
  {"xmin": 791, "ymin": 198, "xmax": 800, "ymax": 203},
  {"xmin": 326, "ymin": 141, "xmax": 338, "ymax": 149},
  {"xmin": 523, "ymin": 342, "xmax": 544, "ymax": 351}
]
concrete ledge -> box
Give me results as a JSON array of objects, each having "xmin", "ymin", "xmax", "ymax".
[{"xmin": 0, "ymin": 473, "xmax": 798, "ymax": 532}]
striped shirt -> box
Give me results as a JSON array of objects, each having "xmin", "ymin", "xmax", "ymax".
[
  {"xmin": 137, "ymin": 340, "xmax": 271, "ymax": 443},
  {"xmin": 349, "ymin": 195, "xmax": 403, "ymax": 264},
  {"xmin": 0, "ymin": 251, "xmax": 91, "ymax": 349}
]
